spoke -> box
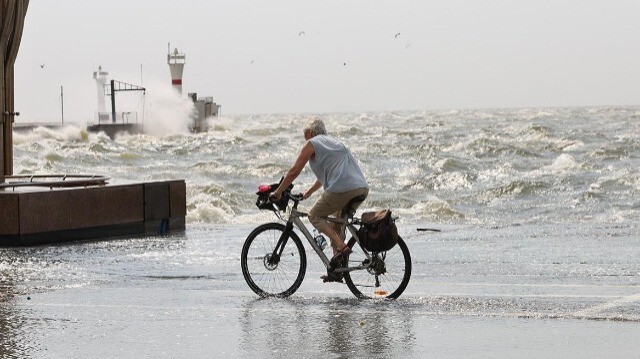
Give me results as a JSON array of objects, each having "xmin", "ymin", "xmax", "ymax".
[
  {"xmin": 345, "ymin": 242, "xmax": 409, "ymax": 298},
  {"xmin": 243, "ymin": 226, "xmax": 304, "ymax": 296}
]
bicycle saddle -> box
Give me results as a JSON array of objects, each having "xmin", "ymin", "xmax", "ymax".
[{"xmin": 341, "ymin": 194, "xmax": 367, "ymax": 218}]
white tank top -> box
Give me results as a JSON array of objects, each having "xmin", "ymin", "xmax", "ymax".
[{"xmin": 308, "ymin": 135, "xmax": 368, "ymax": 193}]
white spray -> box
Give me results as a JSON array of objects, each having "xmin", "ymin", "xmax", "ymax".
[{"xmin": 139, "ymin": 80, "xmax": 196, "ymax": 136}]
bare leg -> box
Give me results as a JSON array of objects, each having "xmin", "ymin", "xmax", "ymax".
[{"xmin": 322, "ymin": 225, "xmax": 347, "ymax": 256}]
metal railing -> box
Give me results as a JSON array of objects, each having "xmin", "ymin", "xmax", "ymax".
[
  {"xmin": 95, "ymin": 111, "xmax": 138, "ymax": 124},
  {"xmin": 0, "ymin": 174, "xmax": 110, "ymax": 190}
]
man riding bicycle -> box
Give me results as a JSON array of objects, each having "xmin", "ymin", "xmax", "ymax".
[{"xmin": 270, "ymin": 117, "xmax": 369, "ymax": 281}]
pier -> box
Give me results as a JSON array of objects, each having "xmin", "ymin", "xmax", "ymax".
[
  {"xmin": 0, "ymin": 1, "xmax": 186, "ymax": 247},
  {"xmin": 0, "ymin": 177, "xmax": 185, "ymax": 246}
]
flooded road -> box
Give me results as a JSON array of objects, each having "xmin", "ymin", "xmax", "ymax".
[{"xmin": 2, "ymin": 223, "xmax": 640, "ymax": 358}]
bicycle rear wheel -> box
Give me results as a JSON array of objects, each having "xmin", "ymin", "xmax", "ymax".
[
  {"xmin": 241, "ymin": 222, "xmax": 307, "ymax": 298},
  {"xmin": 343, "ymin": 236, "xmax": 411, "ymax": 299}
]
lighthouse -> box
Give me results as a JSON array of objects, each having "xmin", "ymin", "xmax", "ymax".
[
  {"xmin": 93, "ymin": 65, "xmax": 109, "ymax": 113},
  {"xmin": 167, "ymin": 44, "xmax": 186, "ymax": 95},
  {"xmin": 165, "ymin": 43, "xmax": 220, "ymax": 132}
]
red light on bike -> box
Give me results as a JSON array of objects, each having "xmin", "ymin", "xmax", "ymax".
[{"xmin": 258, "ymin": 185, "xmax": 271, "ymax": 193}]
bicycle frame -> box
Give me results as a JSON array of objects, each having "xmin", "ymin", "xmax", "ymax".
[{"xmin": 273, "ymin": 200, "xmax": 372, "ymax": 274}]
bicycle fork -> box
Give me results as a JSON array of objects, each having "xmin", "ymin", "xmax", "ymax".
[{"xmin": 268, "ymin": 222, "xmax": 295, "ymax": 267}]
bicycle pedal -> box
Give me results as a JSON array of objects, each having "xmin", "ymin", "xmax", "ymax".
[{"xmin": 321, "ymin": 273, "xmax": 344, "ymax": 283}]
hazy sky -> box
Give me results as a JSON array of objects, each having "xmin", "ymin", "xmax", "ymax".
[{"xmin": 14, "ymin": 0, "xmax": 640, "ymax": 122}]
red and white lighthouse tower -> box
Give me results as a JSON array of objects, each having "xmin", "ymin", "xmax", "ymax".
[{"xmin": 167, "ymin": 44, "xmax": 186, "ymax": 95}]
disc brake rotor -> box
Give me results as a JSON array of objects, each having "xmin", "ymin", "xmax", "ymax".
[{"xmin": 263, "ymin": 253, "xmax": 279, "ymax": 271}]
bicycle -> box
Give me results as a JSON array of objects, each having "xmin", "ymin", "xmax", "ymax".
[{"xmin": 241, "ymin": 183, "xmax": 412, "ymax": 299}]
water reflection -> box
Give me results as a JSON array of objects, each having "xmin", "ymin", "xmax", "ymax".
[
  {"xmin": 0, "ymin": 237, "xmax": 192, "ymax": 359},
  {"xmin": 0, "ymin": 276, "xmax": 23, "ymax": 358},
  {"xmin": 240, "ymin": 297, "xmax": 416, "ymax": 358}
]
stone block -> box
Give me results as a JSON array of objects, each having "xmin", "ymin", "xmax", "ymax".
[
  {"xmin": 144, "ymin": 182, "xmax": 170, "ymax": 220},
  {"xmin": 170, "ymin": 180, "xmax": 186, "ymax": 217},
  {"xmin": 19, "ymin": 191, "xmax": 70, "ymax": 234},
  {"xmin": 69, "ymin": 185, "xmax": 144, "ymax": 228},
  {"xmin": 0, "ymin": 193, "xmax": 20, "ymax": 234}
]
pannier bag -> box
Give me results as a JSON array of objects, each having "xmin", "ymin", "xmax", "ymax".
[{"xmin": 358, "ymin": 209, "xmax": 398, "ymax": 252}]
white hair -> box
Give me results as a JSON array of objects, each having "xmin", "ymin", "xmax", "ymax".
[{"xmin": 303, "ymin": 117, "xmax": 327, "ymax": 136}]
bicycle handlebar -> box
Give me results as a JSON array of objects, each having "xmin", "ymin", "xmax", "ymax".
[
  {"xmin": 255, "ymin": 180, "xmax": 301, "ymax": 212},
  {"xmin": 288, "ymin": 193, "xmax": 304, "ymax": 202}
]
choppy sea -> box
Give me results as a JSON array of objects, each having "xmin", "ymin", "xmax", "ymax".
[
  {"xmin": 2, "ymin": 107, "xmax": 640, "ymax": 358},
  {"xmin": 11, "ymin": 106, "xmax": 640, "ymax": 226}
]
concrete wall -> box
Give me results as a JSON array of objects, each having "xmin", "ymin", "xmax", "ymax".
[{"xmin": 0, "ymin": 180, "xmax": 186, "ymax": 246}]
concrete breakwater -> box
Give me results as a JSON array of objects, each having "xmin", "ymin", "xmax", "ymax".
[{"xmin": 0, "ymin": 180, "xmax": 186, "ymax": 246}]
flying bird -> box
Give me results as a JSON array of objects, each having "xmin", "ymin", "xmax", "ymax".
[
  {"xmin": 394, "ymin": 32, "xmax": 401, "ymax": 39},
  {"xmin": 40, "ymin": 64, "xmax": 45, "ymax": 68},
  {"xmin": 298, "ymin": 31, "xmax": 305, "ymax": 36},
  {"xmin": 250, "ymin": 59, "xmax": 255, "ymax": 64},
  {"xmin": 405, "ymin": 44, "xmax": 412, "ymax": 49}
]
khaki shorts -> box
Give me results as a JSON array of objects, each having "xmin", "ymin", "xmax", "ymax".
[{"xmin": 308, "ymin": 187, "xmax": 369, "ymax": 234}]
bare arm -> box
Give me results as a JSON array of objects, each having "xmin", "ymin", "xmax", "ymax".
[
  {"xmin": 302, "ymin": 180, "xmax": 322, "ymax": 200},
  {"xmin": 272, "ymin": 140, "xmax": 315, "ymax": 200}
]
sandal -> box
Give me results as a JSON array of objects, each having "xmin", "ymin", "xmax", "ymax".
[
  {"xmin": 321, "ymin": 272, "xmax": 344, "ymax": 283},
  {"xmin": 322, "ymin": 246, "xmax": 351, "ymax": 283},
  {"xmin": 334, "ymin": 245, "xmax": 352, "ymax": 257},
  {"xmin": 329, "ymin": 246, "xmax": 352, "ymax": 269}
]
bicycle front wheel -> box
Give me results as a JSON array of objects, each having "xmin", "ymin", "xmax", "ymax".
[
  {"xmin": 343, "ymin": 236, "xmax": 411, "ymax": 299},
  {"xmin": 241, "ymin": 222, "xmax": 307, "ymax": 298}
]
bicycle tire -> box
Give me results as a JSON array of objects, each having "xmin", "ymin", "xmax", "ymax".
[
  {"xmin": 343, "ymin": 236, "xmax": 411, "ymax": 299},
  {"xmin": 241, "ymin": 222, "xmax": 307, "ymax": 298}
]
